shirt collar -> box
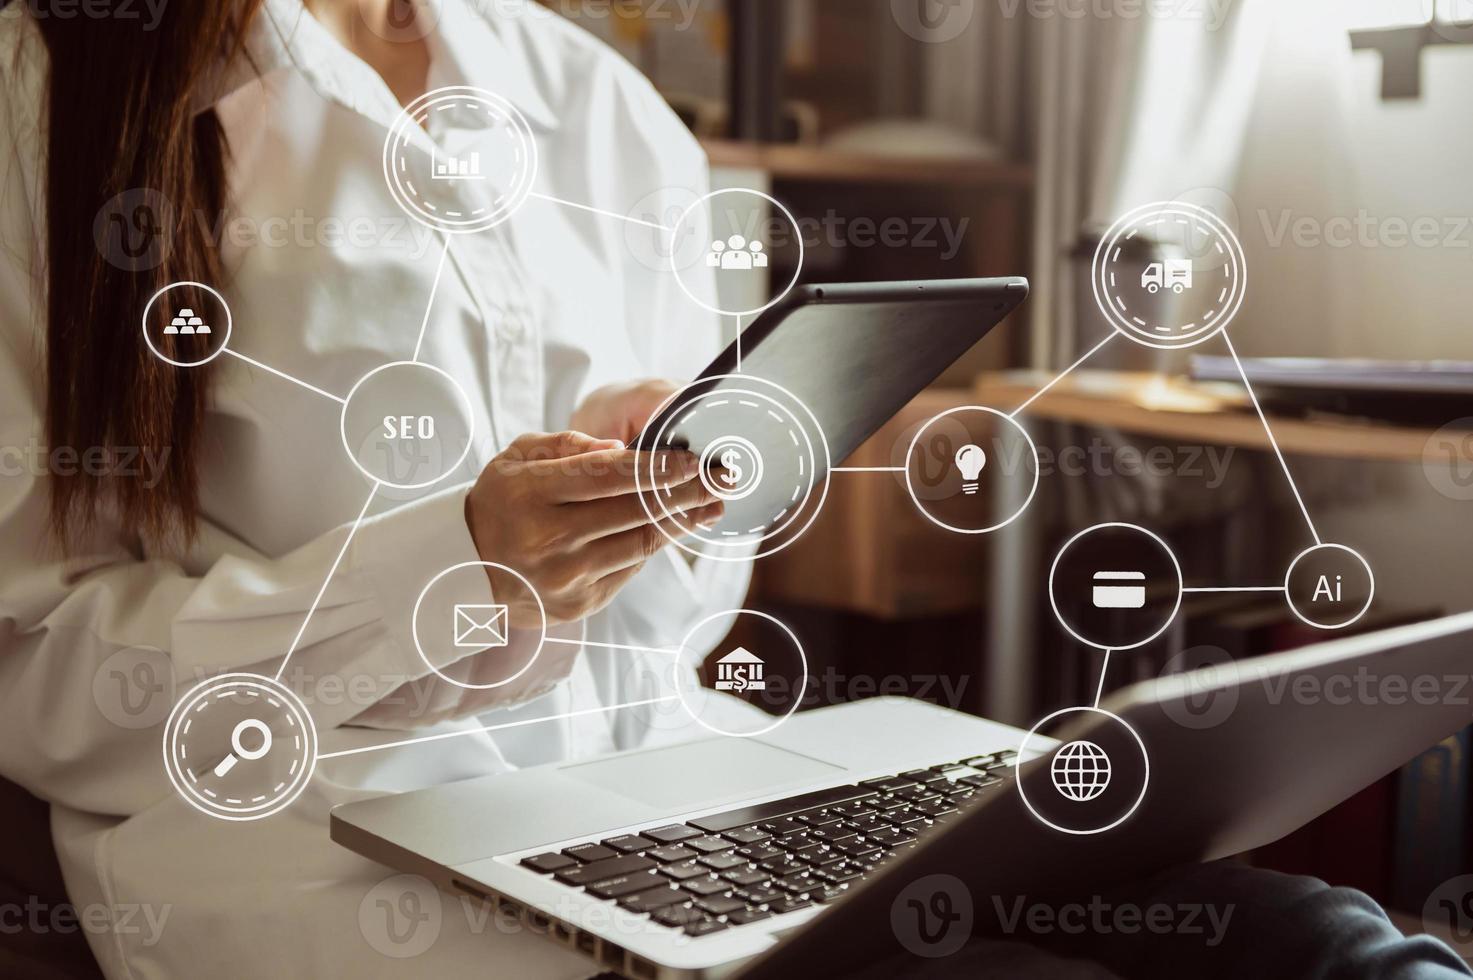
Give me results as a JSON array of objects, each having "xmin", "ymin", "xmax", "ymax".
[{"xmin": 199, "ymin": 0, "xmax": 557, "ymax": 135}]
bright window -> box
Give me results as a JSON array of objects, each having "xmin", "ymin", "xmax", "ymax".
[{"xmin": 1346, "ymin": 0, "xmax": 1473, "ymax": 29}]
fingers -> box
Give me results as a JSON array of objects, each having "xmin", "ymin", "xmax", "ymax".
[
  {"xmin": 577, "ymin": 501, "xmax": 725, "ymax": 579},
  {"xmin": 533, "ymin": 448, "xmax": 700, "ymax": 503},
  {"xmin": 547, "ymin": 563, "xmax": 647, "ymax": 625},
  {"xmin": 613, "ymin": 382, "xmax": 678, "ymax": 445},
  {"xmin": 563, "ymin": 476, "xmax": 719, "ymax": 543},
  {"xmin": 507, "ymin": 431, "xmax": 624, "ymax": 462}
]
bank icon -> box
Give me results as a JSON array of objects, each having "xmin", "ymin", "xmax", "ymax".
[{"xmin": 714, "ymin": 647, "xmax": 766, "ymax": 693}]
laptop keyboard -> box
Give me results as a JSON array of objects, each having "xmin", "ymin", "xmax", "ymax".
[{"xmin": 518, "ymin": 750, "xmax": 1016, "ymax": 939}]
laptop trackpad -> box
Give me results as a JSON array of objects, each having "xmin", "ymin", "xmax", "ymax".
[{"xmin": 559, "ymin": 738, "xmax": 844, "ymax": 812}]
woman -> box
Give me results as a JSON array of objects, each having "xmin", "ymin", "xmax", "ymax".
[{"xmin": 0, "ymin": 0, "xmax": 750, "ymax": 974}]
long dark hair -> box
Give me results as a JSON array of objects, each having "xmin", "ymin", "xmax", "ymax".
[{"xmin": 26, "ymin": 0, "xmax": 263, "ymax": 547}]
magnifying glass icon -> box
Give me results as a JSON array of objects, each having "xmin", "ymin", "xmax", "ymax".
[{"xmin": 213, "ymin": 718, "xmax": 273, "ymax": 777}]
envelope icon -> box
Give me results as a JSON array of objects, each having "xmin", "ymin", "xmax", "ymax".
[{"xmin": 453, "ymin": 604, "xmax": 509, "ymax": 649}]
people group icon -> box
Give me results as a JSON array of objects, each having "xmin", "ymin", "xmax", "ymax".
[
  {"xmin": 164, "ymin": 308, "xmax": 211, "ymax": 336},
  {"xmin": 708, "ymin": 234, "xmax": 768, "ymax": 272}
]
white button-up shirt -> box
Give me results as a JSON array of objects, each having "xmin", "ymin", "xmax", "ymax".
[{"xmin": 0, "ymin": 1, "xmax": 751, "ymax": 974}]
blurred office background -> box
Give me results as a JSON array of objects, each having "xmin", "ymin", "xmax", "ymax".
[{"xmin": 548, "ymin": 0, "xmax": 1473, "ymax": 931}]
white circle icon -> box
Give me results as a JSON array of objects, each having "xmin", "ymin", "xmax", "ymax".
[
  {"xmin": 1284, "ymin": 544, "xmax": 1375, "ymax": 631},
  {"xmin": 670, "ymin": 188, "xmax": 804, "ymax": 318},
  {"xmin": 700, "ymin": 435, "xmax": 765, "ymax": 502},
  {"xmin": 1048, "ymin": 522, "xmax": 1184, "ymax": 652},
  {"xmin": 674, "ymin": 609, "xmax": 808, "ymax": 739},
  {"xmin": 340, "ymin": 361, "xmax": 477, "ymax": 491},
  {"xmin": 1092, "ymin": 201, "xmax": 1247, "ymax": 350},
  {"xmin": 1017, "ymin": 706, "xmax": 1149, "ymax": 837},
  {"xmin": 905, "ymin": 407, "xmax": 1040, "ymax": 535},
  {"xmin": 141, "ymin": 281, "xmax": 232, "ymax": 368},
  {"xmin": 383, "ymin": 86, "xmax": 538, "ymax": 235},
  {"xmin": 162, "ymin": 674, "xmax": 318, "ymax": 822},
  {"xmin": 637, "ymin": 375, "xmax": 830, "ymax": 562},
  {"xmin": 411, "ymin": 561, "xmax": 553, "ymax": 691}
]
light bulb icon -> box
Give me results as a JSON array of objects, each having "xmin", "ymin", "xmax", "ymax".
[{"xmin": 955, "ymin": 444, "xmax": 987, "ymax": 496}]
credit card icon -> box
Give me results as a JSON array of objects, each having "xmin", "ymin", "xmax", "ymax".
[{"xmin": 1092, "ymin": 571, "xmax": 1146, "ymax": 609}]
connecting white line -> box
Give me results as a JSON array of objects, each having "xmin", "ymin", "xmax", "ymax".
[
  {"xmin": 1094, "ymin": 650, "xmax": 1114, "ymax": 709},
  {"xmin": 1008, "ymin": 333, "xmax": 1117, "ymax": 420},
  {"xmin": 833, "ymin": 466, "xmax": 905, "ymax": 474},
  {"xmin": 412, "ymin": 239, "xmax": 453, "ymax": 363},
  {"xmin": 317, "ymin": 695, "xmax": 682, "ymax": 761},
  {"xmin": 1223, "ymin": 332, "xmax": 1323, "ymax": 546},
  {"xmin": 544, "ymin": 636, "xmax": 683, "ymax": 657},
  {"xmin": 223, "ymin": 348, "xmax": 347, "ymax": 406},
  {"xmin": 528, "ymin": 192, "xmax": 674, "ymax": 233},
  {"xmin": 273, "ymin": 483, "xmax": 380, "ymax": 683},
  {"xmin": 1183, "ymin": 586, "xmax": 1286, "ymax": 594}
]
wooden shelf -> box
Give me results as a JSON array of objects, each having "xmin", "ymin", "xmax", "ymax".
[
  {"xmin": 979, "ymin": 370, "xmax": 1446, "ymax": 464},
  {"xmin": 701, "ymin": 140, "xmax": 1034, "ymax": 190}
]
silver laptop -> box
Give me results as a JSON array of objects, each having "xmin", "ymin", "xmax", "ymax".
[{"xmin": 331, "ymin": 611, "xmax": 1473, "ymax": 979}]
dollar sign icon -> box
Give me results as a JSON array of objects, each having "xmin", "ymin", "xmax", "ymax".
[
  {"xmin": 731, "ymin": 666, "xmax": 749, "ymax": 694},
  {"xmin": 721, "ymin": 449, "xmax": 744, "ymax": 487},
  {"xmin": 702, "ymin": 436, "xmax": 763, "ymax": 502}
]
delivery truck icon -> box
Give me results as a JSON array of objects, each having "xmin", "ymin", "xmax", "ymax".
[{"xmin": 1141, "ymin": 259, "xmax": 1193, "ymax": 295}]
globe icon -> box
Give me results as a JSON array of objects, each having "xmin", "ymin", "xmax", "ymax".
[{"xmin": 1051, "ymin": 740, "xmax": 1112, "ymax": 803}]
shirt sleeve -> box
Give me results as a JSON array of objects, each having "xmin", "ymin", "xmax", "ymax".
[{"xmin": 0, "ymin": 24, "xmax": 576, "ymax": 818}]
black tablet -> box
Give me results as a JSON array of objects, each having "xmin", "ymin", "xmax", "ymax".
[{"xmin": 635, "ymin": 277, "xmax": 1028, "ymax": 556}]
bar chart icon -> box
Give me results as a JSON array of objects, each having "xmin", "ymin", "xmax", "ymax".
[{"xmin": 433, "ymin": 150, "xmax": 485, "ymax": 181}]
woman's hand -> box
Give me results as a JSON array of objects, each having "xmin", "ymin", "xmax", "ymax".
[
  {"xmin": 569, "ymin": 380, "xmax": 679, "ymax": 447},
  {"xmin": 464, "ymin": 431, "xmax": 722, "ymax": 626}
]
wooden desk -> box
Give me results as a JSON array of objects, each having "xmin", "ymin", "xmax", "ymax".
[
  {"xmin": 980, "ymin": 370, "xmax": 1444, "ymax": 462},
  {"xmin": 973, "ymin": 369, "xmax": 1450, "ymax": 724}
]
